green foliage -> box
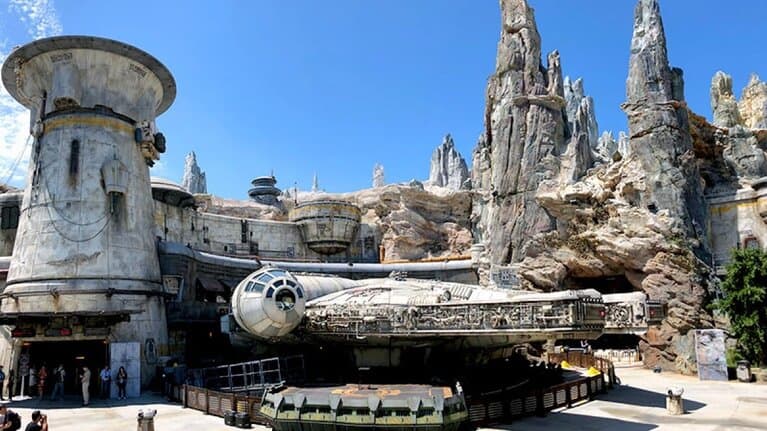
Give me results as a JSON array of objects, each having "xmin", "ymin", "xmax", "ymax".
[
  {"xmin": 726, "ymin": 347, "xmax": 743, "ymax": 368},
  {"xmin": 718, "ymin": 248, "xmax": 767, "ymax": 366}
]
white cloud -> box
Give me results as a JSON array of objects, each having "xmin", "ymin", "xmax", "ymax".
[
  {"xmin": 0, "ymin": 0, "xmax": 62, "ymax": 188},
  {"xmin": 9, "ymin": 0, "xmax": 62, "ymax": 39}
]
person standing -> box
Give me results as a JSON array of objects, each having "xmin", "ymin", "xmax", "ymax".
[
  {"xmin": 27, "ymin": 366, "xmax": 37, "ymax": 398},
  {"xmin": 116, "ymin": 367, "xmax": 127, "ymax": 400},
  {"xmin": 49, "ymin": 365, "xmax": 65, "ymax": 401},
  {"xmin": 36, "ymin": 365, "xmax": 47, "ymax": 401},
  {"xmin": 0, "ymin": 365, "xmax": 6, "ymax": 401},
  {"xmin": 80, "ymin": 366, "xmax": 91, "ymax": 406},
  {"xmin": 98, "ymin": 366, "xmax": 111, "ymax": 399},
  {"xmin": 6, "ymin": 370, "xmax": 14, "ymax": 402}
]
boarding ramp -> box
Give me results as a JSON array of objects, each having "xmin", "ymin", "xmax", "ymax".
[{"xmin": 195, "ymin": 355, "xmax": 305, "ymax": 393}]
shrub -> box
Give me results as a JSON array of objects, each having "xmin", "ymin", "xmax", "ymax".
[{"xmin": 717, "ymin": 248, "xmax": 767, "ymax": 366}]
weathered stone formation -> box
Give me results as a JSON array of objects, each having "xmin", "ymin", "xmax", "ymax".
[
  {"xmin": 471, "ymin": 0, "xmax": 568, "ymax": 269},
  {"xmin": 622, "ymin": 0, "xmax": 708, "ymax": 249},
  {"xmin": 427, "ymin": 134, "xmax": 469, "ymax": 190},
  {"xmin": 739, "ymin": 74, "xmax": 767, "ymax": 129},
  {"xmin": 372, "ymin": 163, "xmax": 385, "ymax": 188},
  {"xmin": 559, "ymin": 76, "xmax": 597, "ymax": 182},
  {"xmin": 351, "ymin": 185, "xmax": 472, "ymax": 260},
  {"xmin": 198, "ymin": 183, "xmax": 472, "ymax": 262},
  {"xmin": 707, "ymin": 72, "xmax": 767, "ymax": 180},
  {"xmin": 711, "ymin": 71, "xmax": 742, "ymax": 128},
  {"xmin": 312, "ymin": 173, "xmax": 320, "ymax": 193},
  {"xmin": 595, "ymin": 131, "xmax": 629, "ymax": 164},
  {"xmin": 474, "ymin": 0, "xmax": 718, "ymax": 373},
  {"xmin": 564, "ymin": 77, "xmax": 598, "ymax": 155},
  {"xmin": 181, "ymin": 151, "xmax": 207, "ymax": 194}
]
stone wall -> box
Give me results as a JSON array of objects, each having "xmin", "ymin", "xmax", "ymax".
[
  {"xmin": 154, "ymin": 199, "xmax": 381, "ymax": 262},
  {"xmin": 708, "ymin": 186, "xmax": 767, "ymax": 272}
]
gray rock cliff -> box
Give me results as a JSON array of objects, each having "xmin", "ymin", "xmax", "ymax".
[
  {"xmin": 711, "ymin": 71, "xmax": 742, "ymax": 128},
  {"xmin": 621, "ymin": 0, "xmax": 707, "ymax": 251},
  {"xmin": 471, "ymin": 0, "xmax": 567, "ymax": 273},
  {"xmin": 182, "ymin": 152, "xmax": 207, "ymax": 194},
  {"xmin": 428, "ymin": 134, "xmax": 469, "ymax": 190},
  {"xmin": 476, "ymin": 0, "xmax": 716, "ymax": 373},
  {"xmin": 560, "ymin": 76, "xmax": 597, "ymax": 182},
  {"xmin": 372, "ymin": 164, "xmax": 385, "ymax": 188},
  {"xmin": 739, "ymin": 74, "xmax": 767, "ymax": 129},
  {"xmin": 595, "ymin": 131, "xmax": 629, "ymax": 163}
]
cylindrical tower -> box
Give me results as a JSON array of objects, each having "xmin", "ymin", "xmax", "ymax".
[{"xmin": 0, "ymin": 36, "xmax": 176, "ymax": 385}]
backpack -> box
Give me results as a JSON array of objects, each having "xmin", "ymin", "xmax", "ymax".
[{"xmin": 5, "ymin": 410, "xmax": 21, "ymax": 431}]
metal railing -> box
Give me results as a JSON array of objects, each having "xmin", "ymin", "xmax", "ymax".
[
  {"xmin": 465, "ymin": 373, "xmax": 605, "ymax": 426},
  {"xmin": 178, "ymin": 353, "xmax": 616, "ymax": 428},
  {"xmin": 184, "ymin": 385, "xmax": 271, "ymax": 424},
  {"xmin": 465, "ymin": 352, "xmax": 616, "ymax": 426},
  {"xmin": 195, "ymin": 355, "xmax": 305, "ymax": 392}
]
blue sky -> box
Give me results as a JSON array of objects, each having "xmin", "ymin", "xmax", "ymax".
[{"xmin": 1, "ymin": 1, "xmax": 766, "ymax": 199}]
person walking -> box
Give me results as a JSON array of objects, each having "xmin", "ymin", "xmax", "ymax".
[
  {"xmin": 80, "ymin": 366, "xmax": 91, "ymax": 406},
  {"xmin": 36, "ymin": 365, "xmax": 47, "ymax": 401},
  {"xmin": 116, "ymin": 367, "xmax": 127, "ymax": 400},
  {"xmin": 0, "ymin": 365, "xmax": 6, "ymax": 401},
  {"xmin": 49, "ymin": 365, "xmax": 65, "ymax": 401},
  {"xmin": 98, "ymin": 366, "xmax": 111, "ymax": 399}
]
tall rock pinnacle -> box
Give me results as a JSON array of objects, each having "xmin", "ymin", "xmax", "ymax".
[
  {"xmin": 428, "ymin": 134, "xmax": 469, "ymax": 190},
  {"xmin": 622, "ymin": 0, "xmax": 707, "ymax": 253},
  {"xmin": 471, "ymin": 0, "xmax": 567, "ymax": 267},
  {"xmin": 182, "ymin": 152, "xmax": 207, "ymax": 194}
]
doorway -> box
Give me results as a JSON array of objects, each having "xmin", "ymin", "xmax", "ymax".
[{"xmin": 24, "ymin": 340, "xmax": 107, "ymax": 398}]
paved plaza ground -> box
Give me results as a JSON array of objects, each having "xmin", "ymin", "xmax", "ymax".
[
  {"xmin": 1, "ymin": 365, "xmax": 764, "ymax": 430},
  {"xmin": 487, "ymin": 365, "xmax": 767, "ymax": 431}
]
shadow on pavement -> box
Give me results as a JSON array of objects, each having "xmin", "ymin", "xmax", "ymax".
[
  {"xmin": 606, "ymin": 384, "xmax": 705, "ymax": 412},
  {"xmin": 2, "ymin": 393, "xmax": 177, "ymax": 411},
  {"xmin": 492, "ymin": 412, "xmax": 658, "ymax": 431}
]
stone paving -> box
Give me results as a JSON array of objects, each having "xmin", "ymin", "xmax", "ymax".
[
  {"xmin": 1, "ymin": 366, "xmax": 765, "ymax": 431},
  {"xmin": 0, "ymin": 393, "xmax": 254, "ymax": 431},
  {"xmin": 484, "ymin": 365, "xmax": 767, "ymax": 431}
]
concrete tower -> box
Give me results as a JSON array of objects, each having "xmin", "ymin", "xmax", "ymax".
[{"xmin": 0, "ymin": 36, "xmax": 176, "ymax": 386}]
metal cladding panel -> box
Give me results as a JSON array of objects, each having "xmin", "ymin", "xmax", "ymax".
[{"xmin": 110, "ymin": 341, "xmax": 140, "ymax": 398}]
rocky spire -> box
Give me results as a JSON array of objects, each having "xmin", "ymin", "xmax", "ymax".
[
  {"xmin": 471, "ymin": 0, "xmax": 567, "ymax": 266},
  {"xmin": 622, "ymin": 0, "xmax": 707, "ymax": 251},
  {"xmin": 372, "ymin": 163, "xmax": 385, "ymax": 188},
  {"xmin": 739, "ymin": 74, "xmax": 767, "ymax": 129},
  {"xmin": 428, "ymin": 134, "xmax": 469, "ymax": 190},
  {"xmin": 562, "ymin": 76, "xmax": 598, "ymax": 179},
  {"xmin": 311, "ymin": 173, "xmax": 319, "ymax": 193},
  {"xmin": 711, "ymin": 71, "xmax": 742, "ymax": 128},
  {"xmin": 595, "ymin": 131, "xmax": 629, "ymax": 163},
  {"xmin": 182, "ymin": 152, "xmax": 207, "ymax": 194}
]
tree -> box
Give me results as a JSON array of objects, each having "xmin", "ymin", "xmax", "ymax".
[{"xmin": 718, "ymin": 248, "xmax": 767, "ymax": 366}]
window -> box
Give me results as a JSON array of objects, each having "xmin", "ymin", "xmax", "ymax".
[
  {"xmin": 1, "ymin": 206, "xmax": 20, "ymax": 229},
  {"xmin": 744, "ymin": 237, "xmax": 760, "ymax": 250},
  {"xmin": 69, "ymin": 140, "xmax": 80, "ymax": 176}
]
